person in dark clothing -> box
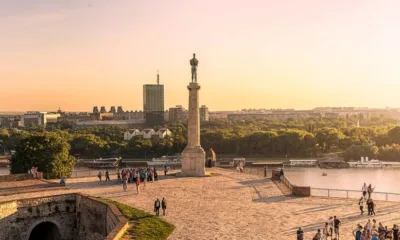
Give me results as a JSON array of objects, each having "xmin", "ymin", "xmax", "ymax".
[
  {"xmin": 296, "ymin": 227, "xmax": 304, "ymax": 240},
  {"xmin": 393, "ymin": 224, "xmax": 399, "ymax": 240},
  {"xmin": 367, "ymin": 198, "xmax": 376, "ymax": 216},
  {"xmin": 161, "ymin": 197, "xmax": 167, "ymax": 216},
  {"xmin": 333, "ymin": 216, "xmax": 341, "ymax": 240},
  {"xmin": 353, "ymin": 226, "xmax": 362, "ymax": 240},
  {"xmin": 264, "ymin": 166, "xmax": 267, "ymax": 177},
  {"xmin": 279, "ymin": 168, "xmax": 284, "ymax": 181},
  {"xmin": 105, "ymin": 170, "xmax": 110, "ymax": 182},
  {"xmin": 154, "ymin": 198, "xmax": 161, "ymax": 216},
  {"xmin": 164, "ymin": 165, "xmax": 168, "ymax": 177}
]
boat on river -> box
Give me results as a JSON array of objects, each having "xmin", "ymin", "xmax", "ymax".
[
  {"xmin": 87, "ymin": 157, "xmax": 125, "ymax": 169},
  {"xmin": 348, "ymin": 157, "xmax": 400, "ymax": 168},
  {"xmin": 146, "ymin": 156, "xmax": 181, "ymax": 167}
]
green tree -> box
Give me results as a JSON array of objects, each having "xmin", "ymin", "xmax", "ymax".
[
  {"xmin": 343, "ymin": 145, "xmax": 378, "ymax": 161},
  {"xmin": 378, "ymin": 144, "xmax": 400, "ymax": 161},
  {"xmin": 10, "ymin": 132, "xmax": 75, "ymax": 178},
  {"xmin": 315, "ymin": 127, "xmax": 345, "ymax": 152},
  {"xmin": 388, "ymin": 127, "xmax": 400, "ymax": 144}
]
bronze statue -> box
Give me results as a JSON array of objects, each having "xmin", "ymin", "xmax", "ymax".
[{"xmin": 190, "ymin": 53, "xmax": 199, "ymax": 83}]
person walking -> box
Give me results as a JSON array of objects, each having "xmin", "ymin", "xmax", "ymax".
[
  {"xmin": 97, "ymin": 171, "xmax": 102, "ymax": 184},
  {"xmin": 122, "ymin": 175, "xmax": 128, "ymax": 191},
  {"xmin": 362, "ymin": 183, "xmax": 367, "ymax": 199},
  {"xmin": 136, "ymin": 177, "xmax": 140, "ymax": 194},
  {"xmin": 353, "ymin": 225, "xmax": 362, "ymax": 240},
  {"xmin": 117, "ymin": 170, "xmax": 121, "ymax": 183},
  {"xmin": 392, "ymin": 224, "xmax": 399, "ymax": 240},
  {"xmin": 333, "ymin": 216, "xmax": 341, "ymax": 240},
  {"xmin": 359, "ymin": 197, "xmax": 364, "ymax": 215},
  {"xmin": 312, "ymin": 229, "xmax": 322, "ymax": 240},
  {"xmin": 326, "ymin": 216, "xmax": 334, "ymax": 237},
  {"xmin": 154, "ymin": 198, "xmax": 161, "ymax": 216},
  {"xmin": 367, "ymin": 198, "xmax": 376, "ymax": 216},
  {"xmin": 162, "ymin": 197, "xmax": 167, "ymax": 216},
  {"xmin": 164, "ymin": 165, "xmax": 168, "ymax": 177},
  {"xmin": 105, "ymin": 170, "xmax": 110, "ymax": 182},
  {"xmin": 367, "ymin": 184, "xmax": 375, "ymax": 199},
  {"xmin": 264, "ymin": 165, "xmax": 267, "ymax": 178},
  {"xmin": 322, "ymin": 223, "xmax": 330, "ymax": 240},
  {"xmin": 296, "ymin": 227, "xmax": 304, "ymax": 240}
]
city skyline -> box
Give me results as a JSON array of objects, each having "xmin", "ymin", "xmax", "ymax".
[{"xmin": 2, "ymin": 1, "xmax": 400, "ymax": 111}]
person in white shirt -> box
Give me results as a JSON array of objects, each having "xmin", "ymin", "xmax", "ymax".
[
  {"xmin": 326, "ymin": 216, "xmax": 334, "ymax": 237},
  {"xmin": 365, "ymin": 219, "xmax": 372, "ymax": 237},
  {"xmin": 362, "ymin": 183, "xmax": 367, "ymax": 199},
  {"xmin": 359, "ymin": 197, "xmax": 364, "ymax": 215}
]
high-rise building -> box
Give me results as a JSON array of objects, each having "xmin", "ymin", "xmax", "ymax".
[
  {"xmin": 169, "ymin": 105, "xmax": 188, "ymax": 122},
  {"xmin": 200, "ymin": 105, "xmax": 209, "ymax": 121},
  {"xmin": 143, "ymin": 71, "xmax": 164, "ymax": 125},
  {"xmin": 109, "ymin": 106, "xmax": 116, "ymax": 114},
  {"xmin": 100, "ymin": 106, "xmax": 106, "ymax": 113},
  {"xmin": 117, "ymin": 106, "xmax": 124, "ymax": 114},
  {"xmin": 93, "ymin": 106, "xmax": 99, "ymax": 114}
]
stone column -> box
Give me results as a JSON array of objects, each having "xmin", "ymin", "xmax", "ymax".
[{"xmin": 181, "ymin": 82, "xmax": 206, "ymax": 177}]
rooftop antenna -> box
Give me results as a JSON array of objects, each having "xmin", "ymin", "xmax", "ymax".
[{"xmin": 157, "ymin": 70, "xmax": 160, "ymax": 85}]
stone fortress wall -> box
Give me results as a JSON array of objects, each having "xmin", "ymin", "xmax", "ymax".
[
  {"xmin": 0, "ymin": 193, "xmax": 128, "ymax": 240},
  {"xmin": 0, "ymin": 172, "xmax": 43, "ymax": 182}
]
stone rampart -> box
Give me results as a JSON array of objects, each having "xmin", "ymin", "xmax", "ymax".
[
  {"xmin": 76, "ymin": 194, "xmax": 128, "ymax": 240},
  {"xmin": 0, "ymin": 193, "xmax": 128, "ymax": 240},
  {"xmin": 0, "ymin": 172, "xmax": 43, "ymax": 182},
  {"xmin": 271, "ymin": 170, "xmax": 311, "ymax": 197}
]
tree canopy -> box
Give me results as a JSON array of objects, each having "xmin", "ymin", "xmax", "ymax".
[{"xmin": 10, "ymin": 132, "xmax": 75, "ymax": 178}]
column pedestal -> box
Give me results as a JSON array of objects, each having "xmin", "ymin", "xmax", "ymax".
[{"xmin": 180, "ymin": 82, "xmax": 208, "ymax": 177}]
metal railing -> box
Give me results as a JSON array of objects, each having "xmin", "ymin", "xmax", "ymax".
[
  {"xmin": 311, "ymin": 188, "xmax": 400, "ymax": 202},
  {"xmin": 69, "ymin": 169, "xmax": 119, "ymax": 178}
]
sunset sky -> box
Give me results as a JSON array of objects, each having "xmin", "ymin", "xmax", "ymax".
[{"xmin": 1, "ymin": 0, "xmax": 400, "ymax": 112}]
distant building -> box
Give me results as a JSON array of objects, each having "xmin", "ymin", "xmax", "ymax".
[
  {"xmin": 143, "ymin": 71, "xmax": 164, "ymax": 125},
  {"xmin": 117, "ymin": 106, "xmax": 124, "ymax": 114},
  {"xmin": 123, "ymin": 128, "xmax": 172, "ymax": 141},
  {"xmin": 109, "ymin": 106, "xmax": 116, "ymax": 114},
  {"xmin": 169, "ymin": 105, "xmax": 187, "ymax": 122},
  {"xmin": 93, "ymin": 106, "xmax": 99, "ymax": 114},
  {"xmin": 99, "ymin": 112, "xmax": 114, "ymax": 120},
  {"xmin": 0, "ymin": 116, "xmax": 21, "ymax": 128},
  {"xmin": 20, "ymin": 112, "xmax": 61, "ymax": 127},
  {"xmin": 200, "ymin": 105, "xmax": 209, "ymax": 121},
  {"xmin": 74, "ymin": 119, "xmax": 145, "ymax": 127},
  {"xmin": 164, "ymin": 110, "xmax": 170, "ymax": 122},
  {"xmin": 100, "ymin": 106, "xmax": 106, "ymax": 113}
]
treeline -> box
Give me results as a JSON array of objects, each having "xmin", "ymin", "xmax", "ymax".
[{"xmin": 0, "ymin": 115, "xmax": 399, "ymax": 161}]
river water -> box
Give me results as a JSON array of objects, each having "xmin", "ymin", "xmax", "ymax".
[
  {"xmin": 1, "ymin": 167, "xmax": 400, "ymax": 194},
  {"xmin": 284, "ymin": 167, "xmax": 400, "ymax": 194}
]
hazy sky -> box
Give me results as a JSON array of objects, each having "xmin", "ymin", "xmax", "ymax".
[{"xmin": 1, "ymin": 0, "xmax": 400, "ymax": 112}]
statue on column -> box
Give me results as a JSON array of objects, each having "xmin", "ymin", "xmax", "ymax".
[{"xmin": 190, "ymin": 53, "xmax": 199, "ymax": 83}]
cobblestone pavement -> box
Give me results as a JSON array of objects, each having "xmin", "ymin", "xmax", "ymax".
[{"xmin": 3, "ymin": 169, "xmax": 400, "ymax": 240}]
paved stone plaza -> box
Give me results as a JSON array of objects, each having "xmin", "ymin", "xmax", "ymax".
[{"xmin": 4, "ymin": 169, "xmax": 400, "ymax": 240}]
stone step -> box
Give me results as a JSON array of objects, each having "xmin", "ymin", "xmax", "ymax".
[{"xmin": 273, "ymin": 180, "xmax": 292, "ymax": 196}]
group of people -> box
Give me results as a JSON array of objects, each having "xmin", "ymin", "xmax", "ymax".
[
  {"xmin": 359, "ymin": 183, "xmax": 377, "ymax": 216},
  {"xmin": 95, "ymin": 166, "xmax": 171, "ymax": 194},
  {"xmin": 297, "ymin": 216, "xmax": 342, "ymax": 240},
  {"xmin": 353, "ymin": 219, "xmax": 399, "ymax": 240},
  {"xmin": 154, "ymin": 197, "xmax": 167, "ymax": 216}
]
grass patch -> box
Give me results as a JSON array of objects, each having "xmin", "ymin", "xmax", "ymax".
[{"xmin": 97, "ymin": 197, "xmax": 175, "ymax": 240}]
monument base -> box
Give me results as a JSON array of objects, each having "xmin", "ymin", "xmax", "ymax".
[{"xmin": 180, "ymin": 146, "xmax": 206, "ymax": 177}]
